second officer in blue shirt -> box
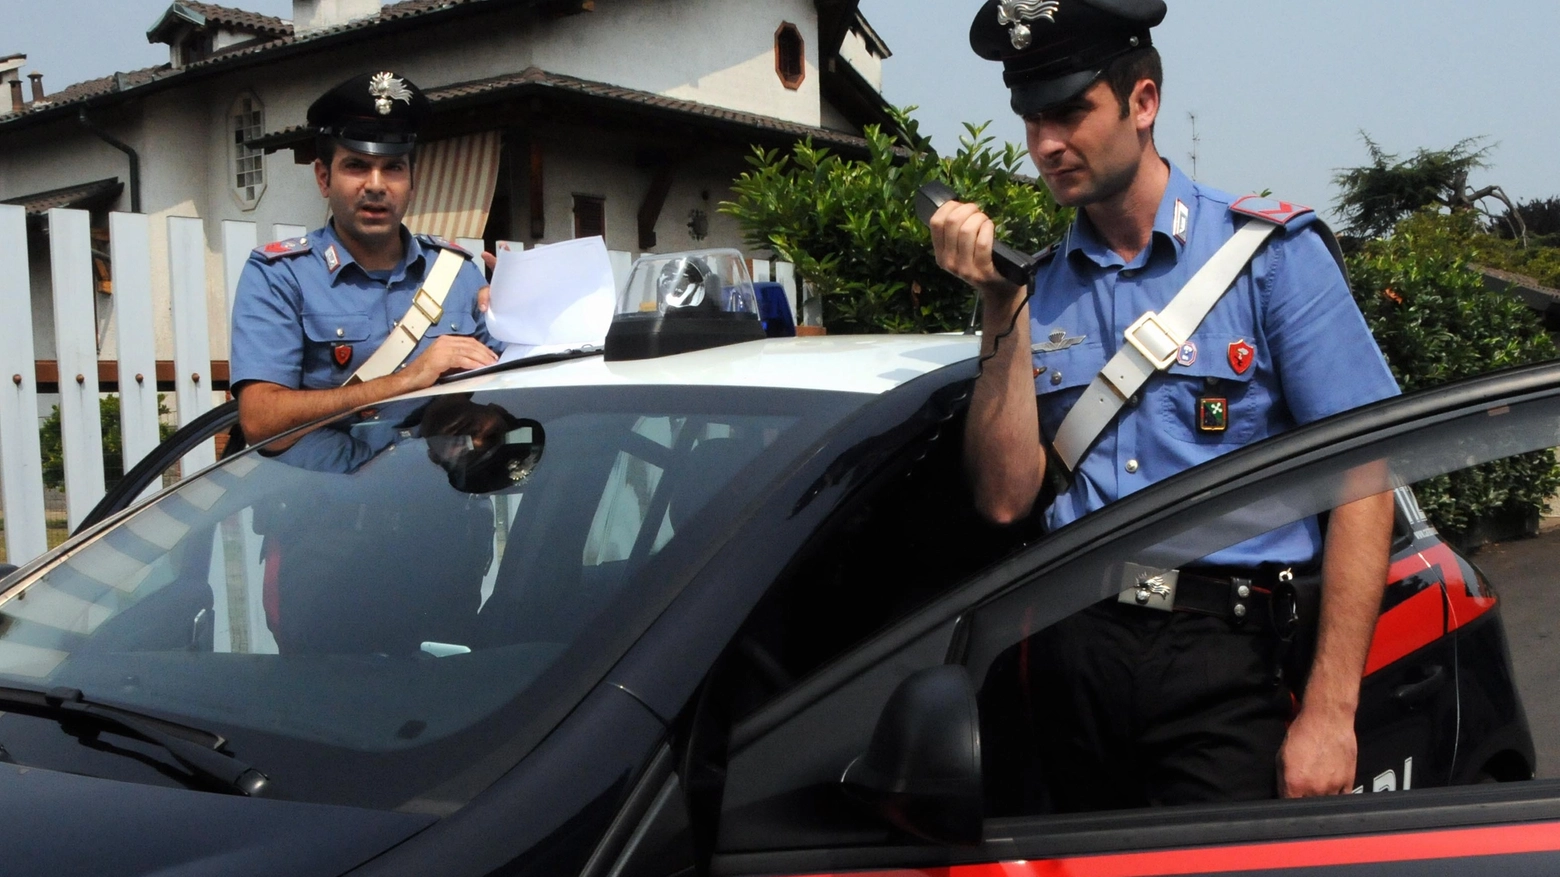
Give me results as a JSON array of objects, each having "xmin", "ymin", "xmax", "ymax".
[
  {"xmin": 931, "ymin": 1, "xmax": 1400, "ymax": 809},
  {"xmin": 230, "ymin": 71, "xmax": 499, "ymax": 453}
]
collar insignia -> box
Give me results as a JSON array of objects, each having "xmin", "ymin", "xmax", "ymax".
[
  {"xmin": 997, "ymin": 0, "xmax": 1061, "ymax": 50},
  {"xmin": 1173, "ymin": 199, "xmax": 1190, "ymax": 244},
  {"xmin": 1033, "ymin": 327, "xmax": 1086, "ymax": 354},
  {"xmin": 324, "ymin": 244, "xmax": 340, "ymax": 273},
  {"xmin": 368, "ymin": 72, "xmax": 413, "ymax": 116}
]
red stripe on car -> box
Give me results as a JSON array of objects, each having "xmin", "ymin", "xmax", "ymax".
[
  {"xmin": 1363, "ymin": 583, "xmax": 1445, "ymax": 676},
  {"xmin": 792, "ymin": 820, "xmax": 1560, "ymax": 877}
]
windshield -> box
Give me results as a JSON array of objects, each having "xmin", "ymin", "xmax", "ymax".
[{"xmin": 0, "ymin": 385, "xmax": 862, "ymax": 810}]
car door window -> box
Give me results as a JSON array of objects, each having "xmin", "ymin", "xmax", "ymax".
[{"xmin": 709, "ymin": 372, "xmax": 1560, "ymax": 874}]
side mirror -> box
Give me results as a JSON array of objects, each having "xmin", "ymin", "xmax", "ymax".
[{"xmin": 841, "ymin": 665, "xmax": 983, "ymax": 846}]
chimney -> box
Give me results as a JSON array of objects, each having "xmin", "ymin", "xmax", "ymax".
[
  {"xmin": 28, "ymin": 71, "xmax": 43, "ymax": 102},
  {"xmin": 0, "ymin": 53, "xmax": 24, "ymax": 113},
  {"xmin": 292, "ymin": 0, "xmax": 381, "ymax": 35}
]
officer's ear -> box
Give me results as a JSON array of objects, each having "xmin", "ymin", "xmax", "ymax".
[
  {"xmin": 313, "ymin": 157, "xmax": 332, "ymax": 196},
  {"xmin": 1129, "ymin": 78, "xmax": 1160, "ymax": 139}
]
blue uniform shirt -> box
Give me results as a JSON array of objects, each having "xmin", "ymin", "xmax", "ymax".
[
  {"xmin": 230, "ymin": 222, "xmax": 496, "ymax": 392},
  {"xmin": 1029, "ymin": 163, "xmax": 1399, "ymax": 566}
]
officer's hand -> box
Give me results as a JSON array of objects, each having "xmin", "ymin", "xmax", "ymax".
[
  {"xmin": 477, "ymin": 285, "xmax": 491, "ymax": 313},
  {"xmin": 481, "ymin": 251, "xmax": 497, "ymax": 276},
  {"xmin": 398, "ymin": 334, "xmax": 499, "ymax": 391},
  {"xmin": 1276, "ymin": 704, "xmax": 1358, "ymax": 798},
  {"xmin": 930, "ymin": 200, "xmax": 1021, "ymax": 300}
]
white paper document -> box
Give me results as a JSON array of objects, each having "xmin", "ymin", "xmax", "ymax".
[{"xmin": 484, "ymin": 236, "xmax": 616, "ymax": 361}]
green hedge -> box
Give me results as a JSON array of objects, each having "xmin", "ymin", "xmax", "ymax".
[
  {"xmin": 721, "ymin": 110, "xmax": 1069, "ymax": 334},
  {"xmin": 1347, "ymin": 211, "xmax": 1560, "ymax": 537}
]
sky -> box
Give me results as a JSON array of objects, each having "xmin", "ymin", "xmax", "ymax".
[{"xmin": 6, "ymin": 0, "xmax": 1557, "ymax": 222}]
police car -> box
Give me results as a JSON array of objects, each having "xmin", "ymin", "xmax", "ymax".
[{"xmin": 0, "ymin": 251, "xmax": 1552, "ymax": 875}]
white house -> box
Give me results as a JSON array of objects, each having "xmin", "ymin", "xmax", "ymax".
[{"xmin": 0, "ymin": 0, "xmax": 893, "ymax": 397}]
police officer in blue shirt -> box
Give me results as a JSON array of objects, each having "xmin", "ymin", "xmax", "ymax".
[
  {"xmin": 931, "ymin": 1, "xmax": 1399, "ymax": 808},
  {"xmin": 230, "ymin": 72, "xmax": 499, "ymax": 454}
]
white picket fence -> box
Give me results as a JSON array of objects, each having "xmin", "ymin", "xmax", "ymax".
[{"xmin": 0, "ymin": 204, "xmax": 796, "ymax": 567}]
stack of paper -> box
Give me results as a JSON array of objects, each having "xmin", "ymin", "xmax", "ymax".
[{"xmin": 483, "ymin": 236, "xmax": 617, "ymax": 362}]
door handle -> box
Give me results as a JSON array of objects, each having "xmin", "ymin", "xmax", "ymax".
[{"xmin": 1392, "ymin": 665, "xmax": 1447, "ymax": 707}]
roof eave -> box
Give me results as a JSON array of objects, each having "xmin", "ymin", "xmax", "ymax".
[
  {"xmin": 0, "ymin": 0, "xmax": 537, "ymax": 136},
  {"xmin": 146, "ymin": 3, "xmax": 206, "ymax": 45}
]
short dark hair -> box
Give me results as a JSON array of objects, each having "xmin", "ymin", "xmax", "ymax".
[{"xmin": 1101, "ymin": 47, "xmax": 1162, "ymax": 119}]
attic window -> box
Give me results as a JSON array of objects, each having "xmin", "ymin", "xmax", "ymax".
[
  {"xmin": 230, "ymin": 92, "xmax": 266, "ymax": 209},
  {"xmin": 775, "ymin": 22, "xmax": 805, "ymax": 90}
]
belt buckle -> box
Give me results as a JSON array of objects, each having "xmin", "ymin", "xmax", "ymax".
[
  {"xmin": 412, "ymin": 288, "xmax": 444, "ymax": 326},
  {"xmin": 1117, "ymin": 562, "xmax": 1178, "ymax": 611}
]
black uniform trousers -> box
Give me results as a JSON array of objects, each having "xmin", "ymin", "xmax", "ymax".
[{"xmin": 1026, "ymin": 599, "xmax": 1294, "ymax": 811}]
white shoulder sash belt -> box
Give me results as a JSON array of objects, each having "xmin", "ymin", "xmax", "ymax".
[
  {"xmin": 344, "ymin": 247, "xmax": 467, "ymax": 386},
  {"xmin": 1050, "ymin": 218, "xmax": 1281, "ymax": 473}
]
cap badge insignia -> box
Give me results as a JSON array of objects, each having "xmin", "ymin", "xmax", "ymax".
[
  {"xmin": 368, "ymin": 72, "xmax": 413, "ymax": 116},
  {"xmin": 1033, "ymin": 327, "xmax": 1086, "ymax": 354},
  {"xmin": 997, "ymin": 0, "xmax": 1061, "ymax": 50}
]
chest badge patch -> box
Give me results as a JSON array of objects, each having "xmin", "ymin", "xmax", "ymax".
[
  {"xmin": 332, "ymin": 343, "xmax": 353, "ymax": 369},
  {"xmin": 1176, "ymin": 341, "xmax": 1198, "ymax": 367},
  {"xmin": 1228, "ymin": 339, "xmax": 1255, "ymax": 375},
  {"xmin": 1173, "ymin": 199, "xmax": 1190, "ymax": 244},
  {"xmin": 1198, "ymin": 397, "xmax": 1229, "ymax": 433},
  {"xmin": 1034, "ymin": 328, "xmax": 1086, "ymax": 354}
]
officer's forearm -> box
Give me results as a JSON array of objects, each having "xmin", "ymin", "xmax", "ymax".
[
  {"xmin": 237, "ymin": 374, "xmax": 414, "ymax": 449},
  {"xmin": 1302, "ymin": 489, "xmax": 1394, "ymax": 716},
  {"xmin": 963, "ymin": 289, "xmax": 1043, "ymax": 524}
]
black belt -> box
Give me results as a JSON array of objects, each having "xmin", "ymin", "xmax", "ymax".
[{"xmin": 1116, "ymin": 562, "xmax": 1299, "ymax": 636}]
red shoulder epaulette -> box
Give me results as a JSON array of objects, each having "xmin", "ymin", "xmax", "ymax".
[
  {"xmin": 1230, "ymin": 195, "xmax": 1314, "ymax": 226},
  {"xmin": 253, "ymin": 236, "xmax": 312, "ymax": 262}
]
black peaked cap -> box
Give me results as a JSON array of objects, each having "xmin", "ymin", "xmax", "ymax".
[
  {"xmin": 306, "ymin": 72, "xmax": 432, "ymax": 157},
  {"xmin": 970, "ymin": 0, "xmax": 1167, "ymax": 116}
]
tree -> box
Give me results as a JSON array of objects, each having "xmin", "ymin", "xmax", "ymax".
[
  {"xmin": 721, "ymin": 109, "xmax": 1070, "ymax": 334},
  {"xmin": 1333, "ymin": 135, "xmax": 1527, "ymax": 245},
  {"xmin": 1488, "ymin": 196, "xmax": 1560, "ymax": 245},
  {"xmin": 1347, "ymin": 211, "xmax": 1560, "ymax": 538},
  {"xmin": 39, "ymin": 395, "xmax": 175, "ymax": 491}
]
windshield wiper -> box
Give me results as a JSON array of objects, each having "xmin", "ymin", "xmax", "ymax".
[{"xmin": 0, "ymin": 685, "xmax": 269, "ymax": 796}]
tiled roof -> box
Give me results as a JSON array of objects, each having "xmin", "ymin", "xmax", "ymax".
[
  {"xmin": 434, "ymin": 67, "xmax": 873, "ymax": 151},
  {"xmin": 2, "ymin": 178, "xmax": 123, "ymax": 215},
  {"xmin": 0, "ymin": 0, "xmax": 501, "ymax": 125},
  {"xmin": 175, "ymin": 1, "xmax": 293, "ymax": 36},
  {"xmin": 23, "ymin": 65, "xmax": 170, "ymax": 111},
  {"xmin": 248, "ymin": 66, "xmax": 873, "ymax": 154}
]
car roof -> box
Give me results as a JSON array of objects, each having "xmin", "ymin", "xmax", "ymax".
[{"xmin": 415, "ymin": 335, "xmax": 983, "ymax": 398}]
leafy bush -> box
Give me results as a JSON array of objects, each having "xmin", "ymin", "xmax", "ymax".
[
  {"xmin": 1347, "ymin": 211, "xmax": 1560, "ymax": 536},
  {"xmin": 721, "ymin": 110, "xmax": 1070, "ymax": 334},
  {"xmin": 40, "ymin": 394, "xmax": 175, "ymax": 491}
]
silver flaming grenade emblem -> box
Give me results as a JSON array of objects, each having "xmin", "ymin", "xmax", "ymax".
[
  {"xmin": 1134, "ymin": 573, "xmax": 1172, "ymax": 605},
  {"xmin": 368, "ymin": 72, "xmax": 413, "ymax": 116},
  {"xmin": 997, "ymin": 0, "xmax": 1061, "ymax": 50}
]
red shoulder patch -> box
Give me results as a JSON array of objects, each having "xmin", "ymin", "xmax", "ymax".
[
  {"xmin": 254, "ymin": 236, "xmax": 312, "ymax": 262},
  {"xmin": 1230, "ymin": 195, "xmax": 1314, "ymax": 226}
]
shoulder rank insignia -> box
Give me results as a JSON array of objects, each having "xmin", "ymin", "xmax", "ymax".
[
  {"xmin": 254, "ymin": 236, "xmax": 312, "ymax": 262},
  {"xmin": 416, "ymin": 234, "xmax": 473, "ymax": 260},
  {"xmin": 1230, "ymin": 195, "xmax": 1314, "ymax": 227}
]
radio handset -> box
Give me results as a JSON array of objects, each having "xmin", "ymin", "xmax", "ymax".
[{"xmin": 914, "ymin": 181, "xmax": 1035, "ymax": 288}]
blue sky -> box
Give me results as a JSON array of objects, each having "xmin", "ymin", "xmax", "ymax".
[{"xmin": 8, "ymin": 1, "xmax": 1556, "ymax": 220}]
